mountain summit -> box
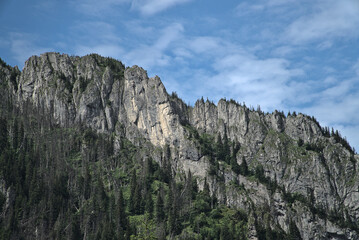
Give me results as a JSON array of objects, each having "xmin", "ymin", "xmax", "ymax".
[{"xmin": 0, "ymin": 52, "xmax": 358, "ymax": 239}]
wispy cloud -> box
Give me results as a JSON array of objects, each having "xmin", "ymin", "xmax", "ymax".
[
  {"xmin": 71, "ymin": 21, "xmax": 124, "ymax": 58},
  {"xmin": 297, "ymin": 65, "xmax": 359, "ymax": 150},
  {"xmin": 235, "ymin": 0, "xmax": 296, "ymax": 16},
  {"xmin": 354, "ymin": 59, "xmax": 359, "ymax": 76},
  {"xmin": 71, "ymin": 0, "xmax": 130, "ymax": 16},
  {"xmin": 75, "ymin": 44, "xmax": 124, "ymax": 58},
  {"xmin": 131, "ymin": 0, "xmax": 192, "ymax": 16},
  {"xmin": 123, "ymin": 23, "xmax": 184, "ymax": 69},
  {"xmin": 208, "ymin": 53, "xmax": 303, "ymax": 110},
  {"xmin": 7, "ymin": 33, "xmax": 53, "ymax": 68},
  {"xmin": 150, "ymin": 33, "xmax": 304, "ymax": 111},
  {"xmin": 284, "ymin": 0, "xmax": 359, "ymax": 44},
  {"xmin": 72, "ymin": 21, "xmax": 122, "ymax": 43}
]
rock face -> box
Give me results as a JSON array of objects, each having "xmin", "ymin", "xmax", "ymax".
[{"xmin": 2, "ymin": 52, "xmax": 359, "ymax": 239}]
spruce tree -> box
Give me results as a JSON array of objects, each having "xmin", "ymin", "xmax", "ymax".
[
  {"xmin": 289, "ymin": 220, "xmax": 302, "ymax": 240},
  {"xmin": 239, "ymin": 157, "xmax": 249, "ymax": 176},
  {"xmin": 117, "ymin": 188, "xmax": 127, "ymax": 230},
  {"xmin": 216, "ymin": 133, "xmax": 224, "ymax": 161},
  {"xmin": 129, "ymin": 170, "xmax": 137, "ymax": 214},
  {"xmin": 223, "ymin": 131, "xmax": 230, "ymax": 164},
  {"xmin": 156, "ymin": 185, "xmax": 165, "ymax": 222},
  {"xmin": 230, "ymin": 142, "xmax": 240, "ymax": 174},
  {"xmin": 145, "ymin": 190, "xmax": 154, "ymax": 217}
]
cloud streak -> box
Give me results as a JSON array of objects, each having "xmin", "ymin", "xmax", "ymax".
[
  {"xmin": 284, "ymin": 0, "xmax": 359, "ymax": 44},
  {"xmin": 7, "ymin": 33, "xmax": 53, "ymax": 68},
  {"xmin": 123, "ymin": 23, "xmax": 184, "ymax": 69},
  {"xmin": 131, "ymin": 0, "xmax": 192, "ymax": 16}
]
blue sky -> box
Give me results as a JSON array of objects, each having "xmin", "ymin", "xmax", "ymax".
[{"xmin": 0, "ymin": 0, "xmax": 359, "ymax": 151}]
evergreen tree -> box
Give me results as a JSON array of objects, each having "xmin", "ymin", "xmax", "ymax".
[
  {"xmin": 145, "ymin": 190, "xmax": 154, "ymax": 217},
  {"xmin": 133, "ymin": 183, "xmax": 142, "ymax": 214},
  {"xmin": 216, "ymin": 133, "xmax": 224, "ymax": 161},
  {"xmin": 230, "ymin": 142, "xmax": 240, "ymax": 174},
  {"xmin": 223, "ymin": 131, "xmax": 230, "ymax": 164},
  {"xmin": 288, "ymin": 220, "xmax": 302, "ymax": 240},
  {"xmin": 156, "ymin": 185, "xmax": 165, "ymax": 223},
  {"xmin": 239, "ymin": 157, "xmax": 249, "ymax": 176},
  {"xmin": 167, "ymin": 181, "xmax": 180, "ymax": 235},
  {"xmin": 117, "ymin": 188, "xmax": 127, "ymax": 231},
  {"xmin": 70, "ymin": 216, "xmax": 82, "ymax": 240},
  {"xmin": 129, "ymin": 170, "xmax": 137, "ymax": 214},
  {"xmin": 0, "ymin": 118, "xmax": 8, "ymax": 153},
  {"xmin": 220, "ymin": 224, "xmax": 232, "ymax": 240}
]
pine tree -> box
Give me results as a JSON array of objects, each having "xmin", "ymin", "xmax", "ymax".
[
  {"xmin": 70, "ymin": 215, "xmax": 82, "ymax": 240},
  {"xmin": 167, "ymin": 181, "xmax": 180, "ymax": 235},
  {"xmin": 162, "ymin": 145, "xmax": 172, "ymax": 183},
  {"xmin": 216, "ymin": 133, "xmax": 224, "ymax": 161},
  {"xmin": 0, "ymin": 118, "xmax": 8, "ymax": 153},
  {"xmin": 129, "ymin": 170, "xmax": 137, "ymax": 214},
  {"xmin": 288, "ymin": 220, "xmax": 302, "ymax": 240},
  {"xmin": 230, "ymin": 142, "xmax": 240, "ymax": 174},
  {"xmin": 156, "ymin": 185, "xmax": 165, "ymax": 222},
  {"xmin": 133, "ymin": 183, "xmax": 142, "ymax": 214},
  {"xmin": 239, "ymin": 157, "xmax": 249, "ymax": 176},
  {"xmin": 145, "ymin": 190, "xmax": 154, "ymax": 217},
  {"xmin": 220, "ymin": 224, "xmax": 232, "ymax": 240},
  {"xmin": 117, "ymin": 188, "xmax": 127, "ymax": 231},
  {"xmin": 223, "ymin": 131, "xmax": 230, "ymax": 164}
]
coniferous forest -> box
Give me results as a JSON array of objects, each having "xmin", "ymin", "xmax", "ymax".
[
  {"xmin": 0, "ymin": 92, "xmax": 253, "ymax": 239},
  {"xmin": 1, "ymin": 54, "xmax": 357, "ymax": 239}
]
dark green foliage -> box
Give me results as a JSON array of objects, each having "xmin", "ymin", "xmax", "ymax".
[
  {"xmin": 297, "ymin": 138, "xmax": 304, "ymax": 147},
  {"xmin": 70, "ymin": 215, "xmax": 82, "ymax": 240},
  {"xmin": 79, "ymin": 76, "xmax": 88, "ymax": 93},
  {"xmin": 215, "ymin": 132, "xmax": 230, "ymax": 163},
  {"xmin": 288, "ymin": 220, "xmax": 302, "ymax": 240},
  {"xmin": 304, "ymin": 142, "xmax": 324, "ymax": 153},
  {"xmin": 254, "ymin": 165, "xmax": 266, "ymax": 183},
  {"xmin": 239, "ymin": 157, "xmax": 249, "ymax": 176},
  {"xmin": 0, "ymin": 192, "xmax": 5, "ymax": 210},
  {"xmin": 117, "ymin": 188, "xmax": 127, "ymax": 231},
  {"xmin": 155, "ymin": 185, "xmax": 165, "ymax": 223},
  {"xmin": 230, "ymin": 142, "xmax": 240, "ymax": 174},
  {"xmin": 145, "ymin": 190, "xmax": 154, "ymax": 216},
  {"xmin": 0, "ymin": 118, "xmax": 8, "ymax": 153}
]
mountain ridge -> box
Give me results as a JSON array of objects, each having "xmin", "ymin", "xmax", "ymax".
[{"xmin": 1, "ymin": 52, "xmax": 358, "ymax": 239}]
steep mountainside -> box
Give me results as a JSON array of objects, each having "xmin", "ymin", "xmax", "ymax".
[{"xmin": 0, "ymin": 52, "xmax": 358, "ymax": 239}]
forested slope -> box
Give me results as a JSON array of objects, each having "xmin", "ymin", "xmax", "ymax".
[{"xmin": 0, "ymin": 53, "xmax": 358, "ymax": 239}]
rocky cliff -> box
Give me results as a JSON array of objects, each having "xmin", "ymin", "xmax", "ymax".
[{"xmin": 1, "ymin": 52, "xmax": 358, "ymax": 239}]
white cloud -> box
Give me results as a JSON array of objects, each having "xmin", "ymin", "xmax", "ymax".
[
  {"xmin": 75, "ymin": 44, "xmax": 124, "ymax": 58},
  {"xmin": 156, "ymin": 34, "xmax": 305, "ymax": 111},
  {"xmin": 124, "ymin": 20, "xmax": 155, "ymax": 36},
  {"xmin": 332, "ymin": 125, "xmax": 359, "ymax": 153},
  {"xmin": 8, "ymin": 33, "xmax": 53, "ymax": 68},
  {"xmin": 72, "ymin": 21, "xmax": 122, "ymax": 43},
  {"xmin": 235, "ymin": 0, "xmax": 296, "ymax": 16},
  {"xmin": 71, "ymin": 21, "xmax": 124, "ymax": 59},
  {"xmin": 317, "ymin": 40, "xmax": 333, "ymax": 50},
  {"xmin": 71, "ymin": 0, "xmax": 130, "ymax": 16},
  {"xmin": 188, "ymin": 37, "xmax": 221, "ymax": 54},
  {"xmin": 271, "ymin": 46, "xmax": 295, "ymax": 57},
  {"xmin": 297, "ymin": 67, "xmax": 359, "ymax": 151},
  {"xmin": 131, "ymin": 0, "xmax": 192, "ymax": 16},
  {"xmin": 206, "ymin": 53, "xmax": 303, "ymax": 110},
  {"xmin": 285, "ymin": 0, "xmax": 359, "ymax": 44},
  {"xmin": 354, "ymin": 59, "xmax": 359, "ymax": 76},
  {"xmin": 123, "ymin": 23, "xmax": 183, "ymax": 69},
  {"xmin": 235, "ymin": 2, "xmax": 264, "ymax": 16}
]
